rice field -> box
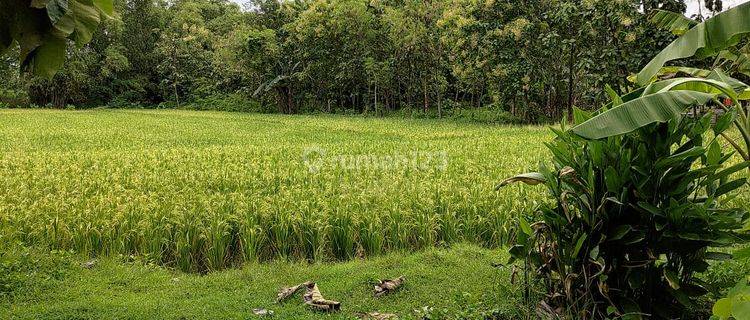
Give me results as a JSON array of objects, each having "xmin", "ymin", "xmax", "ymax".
[{"xmin": 0, "ymin": 109, "xmax": 746, "ymax": 272}]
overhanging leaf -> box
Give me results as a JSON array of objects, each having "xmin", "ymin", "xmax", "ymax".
[
  {"xmin": 28, "ymin": 34, "xmax": 67, "ymax": 79},
  {"xmin": 45, "ymin": 0, "xmax": 70, "ymax": 25},
  {"xmin": 715, "ymin": 178, "xmax": 747, "ymax": 197},
  {"xmin": 658, "ymin": 78, "xmax": 739, "ymax": 102},
  {"xmin": 92, "ymin": 0, "xmax": 114, "ymax": 17},
  {"xmin": 636, "ymin": 1, "xmax": 750, "ymax": 85},
  {"xmin": 605, "ymin": 84, "xmax": 623, "ymax": 106},
  {"xmin": 69, "ymin": 0, "xmax": 102, "ymax": 46},
  {"xmin": 713, "ymin": 298, "xmax": 732, "ymax": 319},
  {"xmin": 732, "ymin": 301, "xmax": 750, "ymax": 320},
  {"xmin": 608, "ymin": 225, "xmax": 631, "ymax": 241},
  {"xmin": 650, "ymin": 9, "xmax": 697, "ymax": 36},
  {"xmin": 706, "ymin": 68, "xmax": 749, "ymax": 94},
  {"xmin": 3, "ymin": 0, "xmax": 110, "ymax": 77},
  {"xmin": 572, "ymin": 233, "xmax": 587, "ymax": 256},
  {"xmin": 571, "ymin": 90, "xmax": 716, "ymax": 140},
  {"xmin": 496, "ymin": 172, "xmax": 546, "ymax": 189},
  {"xmin": 518, "ymin": 217, "xmax": 533, "ymax": 236}
]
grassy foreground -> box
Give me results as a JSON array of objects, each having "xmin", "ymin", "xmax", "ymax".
[
  {"xmin": 0, "ymin": 244, "xmax": 524, "ymax": 320},
  {"xmin": 0, "ymin": 109, "xmax": 748, "ymax": 319}
]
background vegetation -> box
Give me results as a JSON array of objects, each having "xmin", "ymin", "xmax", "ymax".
[{"xmin": 0, "ymin": 0, "xmax": 722, "ymax": 123}]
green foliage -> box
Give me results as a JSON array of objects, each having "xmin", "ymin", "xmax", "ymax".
[
  {"xmin": 186, "ymin": 93, "xmax": 267, "ymax": 113},
  {"xmin": 578, "ymin": 3, "xmax": 750, "ymax": 163},
  {"xmin": 0, "ymin": 0, "xmax": 113, "ymax": 78},
  {"xmin": 637, "ymin": 1, "xmax": 750, "ymax": 85},
  {"xmin": 712, "ymin": 276, "xmax": 750, "ymax": 320},
  {"xmin": 0, "ymin": 0, "xmax": 689, "ymax": 121},
  {"xmin": 571, "ymin": 77, "xmax": 736, "ymax": 139},
  {"xmin": 503, "ymin": 111, "xmax": 750, "ymax": 318}
]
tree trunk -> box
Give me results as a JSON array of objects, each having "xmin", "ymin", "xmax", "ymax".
[
  {"xmin": 437, "ymin": 94, "xmax": 442, "ymax": 118},
  {"xmin": 566, "ymin": 43, "xmax": 576, "ymax": 122},
  {"xmin": 374, "ymin": 84, "xmax": 378, "ymax": 116},
  {"xmin": 423, "ymin": 79, "xmax": 428, "ymax": 113},
  {"xmin": 173, "ymin": 81, "xmax": 180, "ymax": 109}
]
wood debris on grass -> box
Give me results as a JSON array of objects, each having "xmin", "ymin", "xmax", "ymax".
[
  {"xmin": 276, "ymin": 281, "xmax": 312, "ymax": 302},
  {"xmin": 252, "ymin": 308, "xmax": 274, "ymax": 316},
  {"xmin": 355, "ymin": 311, "xmax": 398, "ymax": 319},
  {"xmin": 374, "ymin": 276, "xmax": 405, "ymax": 297},
  {"xmin": 302, "ymin": 282, "xmax": 341, "ymax": 311},
  {"xmin": 277, "ymin": 281, "xmax": 341, "ymax": 312}
]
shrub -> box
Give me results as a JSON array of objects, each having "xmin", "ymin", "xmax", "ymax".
[
  {"xmin": 501, "ymin": 108, "xmax": 750, "ymax": 319},
  {"xmin": 185, "ymin": 94, "xmax": 272, "ymax": 113},
  {"xmin": 383, "ymin": 104, "xmax": 525, "ymax": 125}
]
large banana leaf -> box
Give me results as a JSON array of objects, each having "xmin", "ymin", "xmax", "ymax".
[
  {"xmin": 659, "ymin": 77, "xmax": 739, "ymax": 101},
  {"xmin": 636, "ymin": 1, "xmax": 750, "ymax": 85},
  {"xmin": 705, "ymin": 69, "xmax": 749, "ymax": 95},
  {"xmin": 650, "ymin": 9, "xmax": 697, "ymax": 36},
  {"xmin": 630, "ymin": 68, "xmax": 750, "ymax": 100},
  {"xmin": 571, "ymin": 90, "xmax": 716, "ymax": 140},
  {"xmin": 638, "ymin": 78, "xmax": 736, "ymax": 100},
  {"xmin": 715, "ymin": 45, "xmax": 750, "ymax": 77},
  {"xmin": 0, "ymin": 0, "xmax": 113, "ymax": 78}
]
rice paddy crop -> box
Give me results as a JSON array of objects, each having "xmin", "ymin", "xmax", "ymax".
[{"xmin": 0, "ymin": 109, "xmax": 747, "ymax": 272}]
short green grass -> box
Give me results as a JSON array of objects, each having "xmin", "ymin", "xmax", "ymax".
[
  {"xmin": 0, "ymin": 244, "xmax": 525, "ymax": 320},
  {"xmin": 0, "ymin": 109, "xmax": 550, "ymax": 271}
]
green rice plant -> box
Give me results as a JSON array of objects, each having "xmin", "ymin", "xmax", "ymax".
[{"xmin": 0, "ymin": 108, "xmax": 636, "ymax": 272}]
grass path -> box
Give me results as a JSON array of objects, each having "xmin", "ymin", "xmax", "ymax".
[{"xmin": 0, "ymin": 244, "xmax": 523, "ymax": 320}]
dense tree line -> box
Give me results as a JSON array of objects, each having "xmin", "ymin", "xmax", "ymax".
[{"xmin": 0, "ymin": 0, "xmax": 723, "ymax": 122}]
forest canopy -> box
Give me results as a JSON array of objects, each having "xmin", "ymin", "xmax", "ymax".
[{"xmin": 0, "ymin": 0, "xmax": 728, "ymax": 123}]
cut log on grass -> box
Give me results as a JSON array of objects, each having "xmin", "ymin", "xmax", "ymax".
[
  {"xmin": 303, "ymin": 282, "xmax": 341, "ymax": 311},
  {"xmin": 276, "ymin": 281, "xmax": 312, "ymax": 302},
  {"xmin": 374, "ymin": 276, "xmax": 405, "ymax": 297}
]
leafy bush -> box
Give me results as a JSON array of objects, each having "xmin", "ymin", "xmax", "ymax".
[
  {"xmin": 186, "ymin": 93, "xmax": 268, "ymax": 113},
  {"xmin": 0, "ymin": 88, "xmax": 29, "ymax": 108},
  {"xmin": 384, "ymin": 105, "xmax": 525, "ymax": 125},
  {"xmin": 448, "ymin": 107, "xmax": 524, "ymax": 125},
  {"xmin": 502, "ymin": 109, "xmax": 750, "ymax": 319}
]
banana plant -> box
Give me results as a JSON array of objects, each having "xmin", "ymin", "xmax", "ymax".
[
  {"xmin": 636, "ymin": 2, "xmax": 750, "ymax": 86},
  {"xmin": 572, "ymin": 75, "xmax": 750, "ymax": 161},
  {"xmin": 572, "ymin": 3, "xmax": 750, "ymax": 163},
  {"xmin": 648, "ymin": 9, "xmax": 697, "ymax": 36},
  {"xmin": 1, "ymin": 0, "xmax": 114, "ymax": 78}
]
